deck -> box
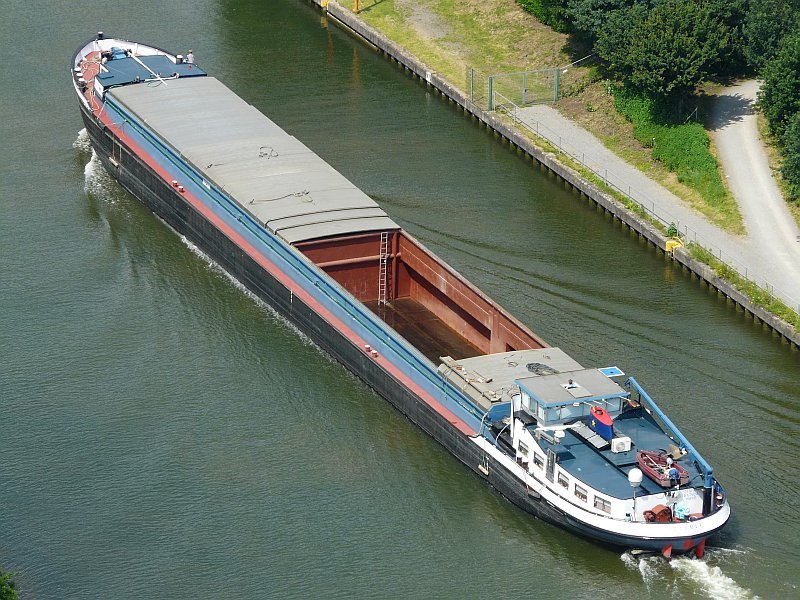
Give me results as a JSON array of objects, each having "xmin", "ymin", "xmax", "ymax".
[
  {"xmin": 538, "ymin": 407, "xmax": 695, "ymax": 498},
  {"xmin": 365, "ymin": 298, "xmax": 483, "ymax": 362}
]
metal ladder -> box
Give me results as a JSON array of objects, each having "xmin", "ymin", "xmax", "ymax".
[{"xmin": 377, "ymin": 231, "xmax": 390, "ymax": 305}]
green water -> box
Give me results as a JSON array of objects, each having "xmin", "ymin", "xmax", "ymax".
[{"xmin": 1, "ymin": 0, "xmax": 798, "ymax": 597}]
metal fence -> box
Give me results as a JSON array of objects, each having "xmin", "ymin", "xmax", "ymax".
[
  {"xmin": 466, "ymin": 67, "xmax": 489, "ymax": 110},
  {"xmin": 489, "ymin": 90, "xmax": 800, "ymax": 314},
  {"xmin": 467, "ymin": 66, "xmax": 587, "ymax": 110}
]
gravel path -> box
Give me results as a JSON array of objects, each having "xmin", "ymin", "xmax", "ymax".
[
  {"xmin": 515, "ymin": 100, "xmax": 800, "ymax": 310},
  {"xmin": 709, "ymin": 80, "xmax": 800, "ymax": 308}
]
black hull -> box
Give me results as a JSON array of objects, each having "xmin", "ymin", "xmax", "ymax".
[{"xmin": 78, "ymin": 104, "xmax": 715, "ymax": 555}]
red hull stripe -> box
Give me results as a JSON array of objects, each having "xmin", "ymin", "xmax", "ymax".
[{"xmin": 89, "ymin": 98, "xmax": 476, "ymax": 436}]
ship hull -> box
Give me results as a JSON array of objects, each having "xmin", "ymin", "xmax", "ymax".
[{"xmin": 77, "ymin": 89, "xmax": 722, "ymax": 555}]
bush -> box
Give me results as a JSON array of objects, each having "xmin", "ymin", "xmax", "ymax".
[
  {"xmin": 515, "ymin": 0, "xmax": 572, "ymax": 32},
  {"xmin": 760, "ymin": 30, "xmax": 800, "ymax": 137},
  {"xmin": 0, "ymin": 568, "xmax": 18, "ymax": 600},
  {"xmin": 782, "ymin": 111, "xmax": 800, "ymax": 201},
  {"xmin": 613, "ymin": 88, "xmax": 728, "ymax": 204},
  {"xmin": 743, "ymin": 0, "xmax": 799, "ymax": 72},
  {"xmin": 595, "ymin": 1, "xmax": 732, "ymax": 100}
]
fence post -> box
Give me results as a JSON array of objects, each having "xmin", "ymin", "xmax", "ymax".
[
  {"xmin": 488, "ymin": 75, "xmax": 493, "ymax": 111},
  {"xmin": 553, "ymin": 68, "xmax": 560, "ymax": 102},
  {"xmin": 522, "ymin": 71, "xmax": 527, "ymax": 105},
  {"xmin": 469, "ymin": 68, "xmax": 473, "ymax": 103}
]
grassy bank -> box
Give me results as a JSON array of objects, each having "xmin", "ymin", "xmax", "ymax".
[
  {"xmin": 349, "ymin": 0, "xmax": 796, "ymax": 329},
  {"xmin": 356, "ymin": 0, "xmax": 574, "ymax": 83},
  {"xmin": 688, "ymin": 244, "xmax": 800, "ymax": 329},
  {"xmin": 613, "ymin": 88, "xmax": 741, "ymax": 232},
  {"xmin": 355, "ymin": 0, "xmax": 742, "ymax": 233},
  {"xmin": 758, "ymin": 112, "xmax": 800, "ymax": 228}
]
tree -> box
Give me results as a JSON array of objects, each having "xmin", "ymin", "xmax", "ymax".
[
  {"xmin": 595, "ymin": 0, "xmax": 731, "ymax": 101},
  {"xmin": 568, "ymin": 0, "xmax": 640, "ymax": 43},
  {"xmin": 705, "ymin": 0, "xmax": 749, "ymax": 75},
  {"xmin": 743, "ymin": 0, "xmax": 800, "ymax": 72},
  {"xmin": 759, "ymin": 31, "xmax": 800, "ymax": 137}
]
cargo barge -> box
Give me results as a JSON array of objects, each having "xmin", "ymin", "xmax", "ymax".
[{"xmin": 72, "ymin": 35, "xmax": 730, "ymax": 557}]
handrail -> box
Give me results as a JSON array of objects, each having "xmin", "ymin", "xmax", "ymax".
[
  {"xmin": 624, "ymin": 377, "xmax": 714, "ymax": 488},
  {"xmin": 101, "ymin": 96, "xmax": 487, "ymax": 425}
]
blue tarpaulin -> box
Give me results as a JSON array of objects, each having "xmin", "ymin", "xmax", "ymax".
[{"xmin": 97, "ymin": 55, "xmax": 205, "ymax": 88}]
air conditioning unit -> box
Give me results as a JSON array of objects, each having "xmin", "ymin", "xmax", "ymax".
[{"xmin": 611, "ymin": 436, "xmax": 632, "ymax": 453}]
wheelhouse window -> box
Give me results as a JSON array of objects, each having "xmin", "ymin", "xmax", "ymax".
[
  {"xmin": 574, "ymin": 485, "xmax": 587, "ymax": 502},
  {"xmin": 558, "ymin": 472, "xmax": 569, "ymax": 489},
  {"xmin": 533, "ymin": 454, "xmax": 544, "ymax": 469},
  {"xmin": 519, "ymin": 442, "xmax": 529, "ymax": 458},
  {"xmin": 594, "ymin": 496, "xmax": 611, "ymax": 513}
]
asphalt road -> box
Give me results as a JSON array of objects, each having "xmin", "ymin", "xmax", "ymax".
[
  {"xmin": 516, "ymin": 88, "xmax": 800, "ymax": 310},
  {"xmin": 709, "ymin": 80, "xmax": 800, "ymax": 308}
]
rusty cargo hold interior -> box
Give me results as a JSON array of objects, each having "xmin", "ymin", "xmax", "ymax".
[{"xmin": 295, "ymin": 231, "xmax": 546, "ymax": 362}]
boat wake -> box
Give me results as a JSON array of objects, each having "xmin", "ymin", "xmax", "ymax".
[
  {"xmin": 83, "ymin": 149, "xmax": 119, "ymax": 202},
  {"xmin": 177, "ymin": 235, "xmax": 321, "ymax": 353},
  {"xmin": 621, "ymin": 549, "xmax": 757, "ymax": 599},
  {"xmin": 76, "ymin": 129, "xmax": 123, "ymax": 204},
  {"xmin": 75, "ymin": 127, "xmax": 121, "ymax": 205},
  {"xmin": 73, "ymin": 127, "xmax": 92, "ymax": 153}
]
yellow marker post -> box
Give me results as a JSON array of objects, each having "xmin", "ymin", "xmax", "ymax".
[{"xmin": 354, "ymin": 0, "xmax": 359, "ymax": 12}]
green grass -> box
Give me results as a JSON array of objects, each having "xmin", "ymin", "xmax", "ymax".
[
  {"xmin": 347, "ymin": 1, "xmax": 796, "ymax": 333},
  {"xmin": 613, "ymin": 88, "xmax": 741, "ymax": 230},
  {"xmin": 356, "ymin": 0, "xmax": 576, "ymax": 84},
  {"xmin": 689, "ymin": 244, "xmax": 800, "ymax": 328}
]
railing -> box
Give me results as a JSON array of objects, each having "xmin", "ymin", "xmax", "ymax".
[
  {"xmin": 103, "ymin": 96, "xmax": 489, "ymax": 427},
  {"xmin": 624, "ymin": 377, "xmax": 713, "ymax": 489},
  {"xmin": 490, "ymin": 90, "xmax": 800, "ymax": 315}
]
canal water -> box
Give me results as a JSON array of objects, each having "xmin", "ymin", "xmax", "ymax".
[{"xmin": 1, "ymin": 0, "xmax": 798, "ymax": 597}]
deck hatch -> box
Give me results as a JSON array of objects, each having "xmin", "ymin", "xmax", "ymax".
[{"xmin": 108, "ymin": 77, "xmax": 399, "ymax": 243}]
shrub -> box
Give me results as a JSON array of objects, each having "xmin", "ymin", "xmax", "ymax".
[
  {"xmin": 0, "ymin": 568, "xmax": 18, "ymax": 600},
  {"xmin": 782, "ymin": 111, "xmax": 800, "ymax": 201},
  {"xmin": 760, "ymin": 30, "xmax": 800, "ymax": 137},
  {"xmin": 515, "ymin": 0, "xmax": 572, "ymax": 32},
  {"xmin": 613, "ymin": 88, "xmax": 727, "ymax": 204}
]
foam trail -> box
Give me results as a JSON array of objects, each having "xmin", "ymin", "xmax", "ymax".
[
  {"xmin": 620, "ymin": 552, "xmax": 662, "ymax": 594},
  {"xmin": 671, "ymin": 557, "xmax": 758, "ymax": 600},
  {"xmin": 83, "ymin": 149, "xmax": 118, "ymax": 202},
  {"xmin": 73, "ymin": 128, "xmax": 92, "ymax": 152},
  {"xmin": 177, "ymin": 235, "xmax": 324, "ymax": 354},
  {"xmin": 622, "ymin": 550, "xmax": 758, "ymax": 599}
]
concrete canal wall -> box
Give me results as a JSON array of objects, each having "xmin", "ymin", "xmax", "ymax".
[{"xmin": 310, "ymin": 0, "xmax": 799, "ymax": 349}]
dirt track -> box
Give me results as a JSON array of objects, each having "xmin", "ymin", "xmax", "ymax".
[
  {"xmin": 709, "ymin": 80, "xmax": 800, "ymax": 308},
  {"xmin": 514, "ymin": 85, "xmax": 800, "ymax": 310}
]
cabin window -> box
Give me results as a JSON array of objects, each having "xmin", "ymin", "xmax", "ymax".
[
  {"xmin": 574, "ymin": 485, "xmax": 587, "ymax": 502},
  {"xmin": 560, "ymin": 403, "xmax": 583, "ymax": 421},
  {"xmin": 518, "ymin": 442, "xmax": 529, "ymax": 458},
  {"xmin": 533, "ymin": 454, "xmax": 544, "ymax": 469},
  {"xmin": 594, "ymin": 496, "xmax": 611, "ymax": 513},
  {"xmin": 558, "ymin": 472, "xmax": 569, "ymax": 489}
]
